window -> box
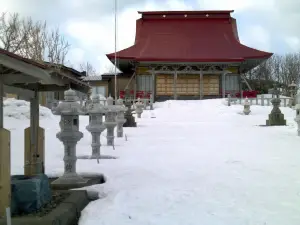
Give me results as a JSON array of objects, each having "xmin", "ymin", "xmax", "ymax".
[
  {"xmin": 92, "ymin": 86, "xmax": 106, "ymax": 97},
  {"xmin": 225, "ymin": 75, "xmax": 239, "ymax": 92},
  {"xmin": 136, "ymin": 75, "xmax": 152, "ymax": 92}
]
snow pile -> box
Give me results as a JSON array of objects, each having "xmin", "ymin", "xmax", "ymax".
[{"xmin": 3, "ymin": 98, "xmax": 53, "ymax": 119}]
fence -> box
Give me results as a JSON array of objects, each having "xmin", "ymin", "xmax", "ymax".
[{"xmin": 228, "ymin": 95, "xmax": 292, "ymax": 107}]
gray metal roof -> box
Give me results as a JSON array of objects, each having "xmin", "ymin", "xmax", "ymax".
[{"xmin": 81, "ymin": 76, "xmax": 103, "ymax": 81}]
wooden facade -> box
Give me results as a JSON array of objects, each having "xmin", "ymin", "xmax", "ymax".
[
  {"xmin": 103, "ymin": 65, "xmax": 242, "ymax": 101},
  {"xmin": 130, "ymin": 65, "xmax": 241, "ymax": 101}
]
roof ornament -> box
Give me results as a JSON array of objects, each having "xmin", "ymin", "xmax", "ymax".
[{"xmin": 160, "ymin": 65, "xmax": 169, "ymax": 71}]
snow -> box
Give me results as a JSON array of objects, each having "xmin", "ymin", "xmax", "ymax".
[
  {"xmin": 4, "ymin": 98, "xmax": 300, "ymax": 225},
  {"xmin": 3, "ymin": 98, "xmax": 53, "ymax": 119}
]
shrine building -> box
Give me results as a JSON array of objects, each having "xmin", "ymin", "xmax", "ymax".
[{"xmin": 105, "ymin": 10, "xmax": 273, "ymax": 101}]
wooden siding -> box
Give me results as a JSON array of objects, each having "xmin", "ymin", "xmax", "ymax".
[
  {"xmin": 177, "ymin": 75, "xmax": 200, "ymax": 95},
  {"xmin": 203, "ymin": 75, "xmax": 219, "ymax": 95},
  {"xmin": 156, "ymin": 74, "xmax": 173, "ymax": 96}
]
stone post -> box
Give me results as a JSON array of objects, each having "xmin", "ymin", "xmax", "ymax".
[
  {"xmin": 115, "ymin": 98, "xmax": 127, "ymax": 137},
  {"xmin": 243, "ymin": 97, "xmax": 251, "ymax": 115},
  {"xmin": 227, "ymin": 94, "xmax": 231, "ymax": 106},
  {"xmin": 51, "ymin": 89, "xmax": 86, "ymax": 185},
  {"xmin": 104, "ymin": 96, "xmax": 118, "ymax": 146},
  {"xmin": 85, "ymin": 95, "xmax": 106, "ymax": 159},
  {"xmin": 149, "ymin": 94, "xmax": 154, "ymax": 110},
  {"xmin": 135, "ymin": 98, "xmax": 144, "ymax": 118}
]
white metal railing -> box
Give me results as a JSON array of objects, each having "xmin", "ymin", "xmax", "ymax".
[{"xmin": 227, "ymin": 95, "xmax": 292, "ymax": 107}]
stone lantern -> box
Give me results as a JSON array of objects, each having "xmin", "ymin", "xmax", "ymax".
[
  {"xmin": 294, "ymin": 104, "xmax": 300, "ymax": 136},
  {"xmin": 104, "ymin": 96, "xmax": 118, "ymax": 146},
  {"xmin": 51, "ymin": 100, "xmax": 59, "ymax": 111},
  {"xmin": 243, "ymin": 97, "xmax": 251, "ymax": 115},
  {"xmin": 227, "ymin": 94, "xmax": 231, "ymax": 106},
  {"xmin": 266, "ymin": 85, "xmax": 286, "ymax": 126},
  {"xmin": 294, "ymin": 92, "xmax": 300, "ymax": 136},
  {"xmin": 123, "ymin": 88, "xmax": 137, "ymax": 127},
  {"xmin": 51, "ymin": 89, "xmax": 86, "ymax": 185},
  {"xmin": 115, "ymin": 98, "xmax": 127, "ymax": 137},
  {"xmin": 149, "ymin": 94, "xmax": 154, "ymax": 110},
  {"xmin": 83, "ymin": 88, "xmax": 93, "ymax": 111},
  {"xmin": 289, "ymin": 81, "xmax": 298, "ymax": 107},
  {"xmin": 135, "ymin": 98, "xmax": 144, "ymax": 118},
  {"xmin": 86, "ymin": 95, "xmax": 106, "ymax": 159}
]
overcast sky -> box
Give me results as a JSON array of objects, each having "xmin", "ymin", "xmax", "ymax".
[{"xmin": 1, "ymin": 0, "xmax": 300, "ymax": 73}]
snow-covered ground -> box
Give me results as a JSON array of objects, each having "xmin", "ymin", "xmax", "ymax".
[{"xmin": 4, "ymin": 98, "xmax": 300, "ymax": 225}]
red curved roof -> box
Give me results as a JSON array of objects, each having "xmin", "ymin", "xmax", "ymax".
[{"xmin": 107, "ymin": 11, "xmax": 273, "ymax": 63}]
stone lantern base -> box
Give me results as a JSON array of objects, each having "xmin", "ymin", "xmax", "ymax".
[
  {"xmin": 123, "ymin": 115, "xmax": 136, "ymax": 127},
  {"xmin": 266, "ymin": 113, "xmax": 286, "ymax": 126},
  {"xmin": 52, "ymin": 174, "xmax": 87, "ymax": 185},
  {"xmin": 266, "ymin": 98, "xmax": 287, "ymax": 126},
  {"xmin": 51, "ymin": 174, "xmax": 105, "ymax": 190}
]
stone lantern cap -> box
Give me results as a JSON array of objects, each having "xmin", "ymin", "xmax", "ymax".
[
  {"xmin": 289, "ymin": 81, "xmax": 297, "ymax": 88},
  {"xmin": 52, "ymin": 89, "xmax": 85, "ymax": 115},
  {"xmin": 135, "ymin": 98, "xmax": 144, "ymax": 106},
  {"xmin": 106, "ymin": 96, "xmax": 114, "ymax": 106},
  {"xmin": 104, "ymin": 97, "xmax": 118, "ymax": 113},
  {"xmin": 116, "ymin": 98, "xmax": 124, "ymax": 105},
  {"xmin": 115, "ymin": 98, "xmax": 127, "ymax": 112},
  {"xmin": 86, "ymin": 95, "xmax": 106, "ymax": 114},
  {"xmin": 244, "ymin": 97, "xmax": 250, "ymax": 105}
]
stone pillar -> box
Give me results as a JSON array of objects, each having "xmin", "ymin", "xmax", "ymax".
[
  {"xmin": 51, "ymin": 89, "xmax": 86, "ymax": 185},
  {"xmin": 85, "ymin": 95, "xmax": 106, "ymax": 159},
  {"xmin": 115, "ymin": 98, "xmax": 127, "ymax": 137},
  {"xmin": 135, "ymin": 98, "xmax": 144, "ymax": 118},
  {"xmin": 104, "ymin": 96, "xmax": 118, "ymax": 146}
]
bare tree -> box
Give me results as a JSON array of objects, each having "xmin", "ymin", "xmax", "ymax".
[
  {"xmin": 105, "ymin": 64, "xmax": 120, "ymax": 74},
  {"xmin": 80, "ymin": 62, "xmax": 99, "ymax": 76},
  {"xmin": 46, "ymin": 27, "xmax": 70, "ymax": 64},
  {"xmin": 0, "ymin": 12, "xmax": 70, "ymax": 66},
  {"xmin": 0, "ymin": 12, "xmax": 29, "ymax": 53},
  {"xmin": 18, "ymin": 18, "xmax": 47, "ymax": 61}
]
